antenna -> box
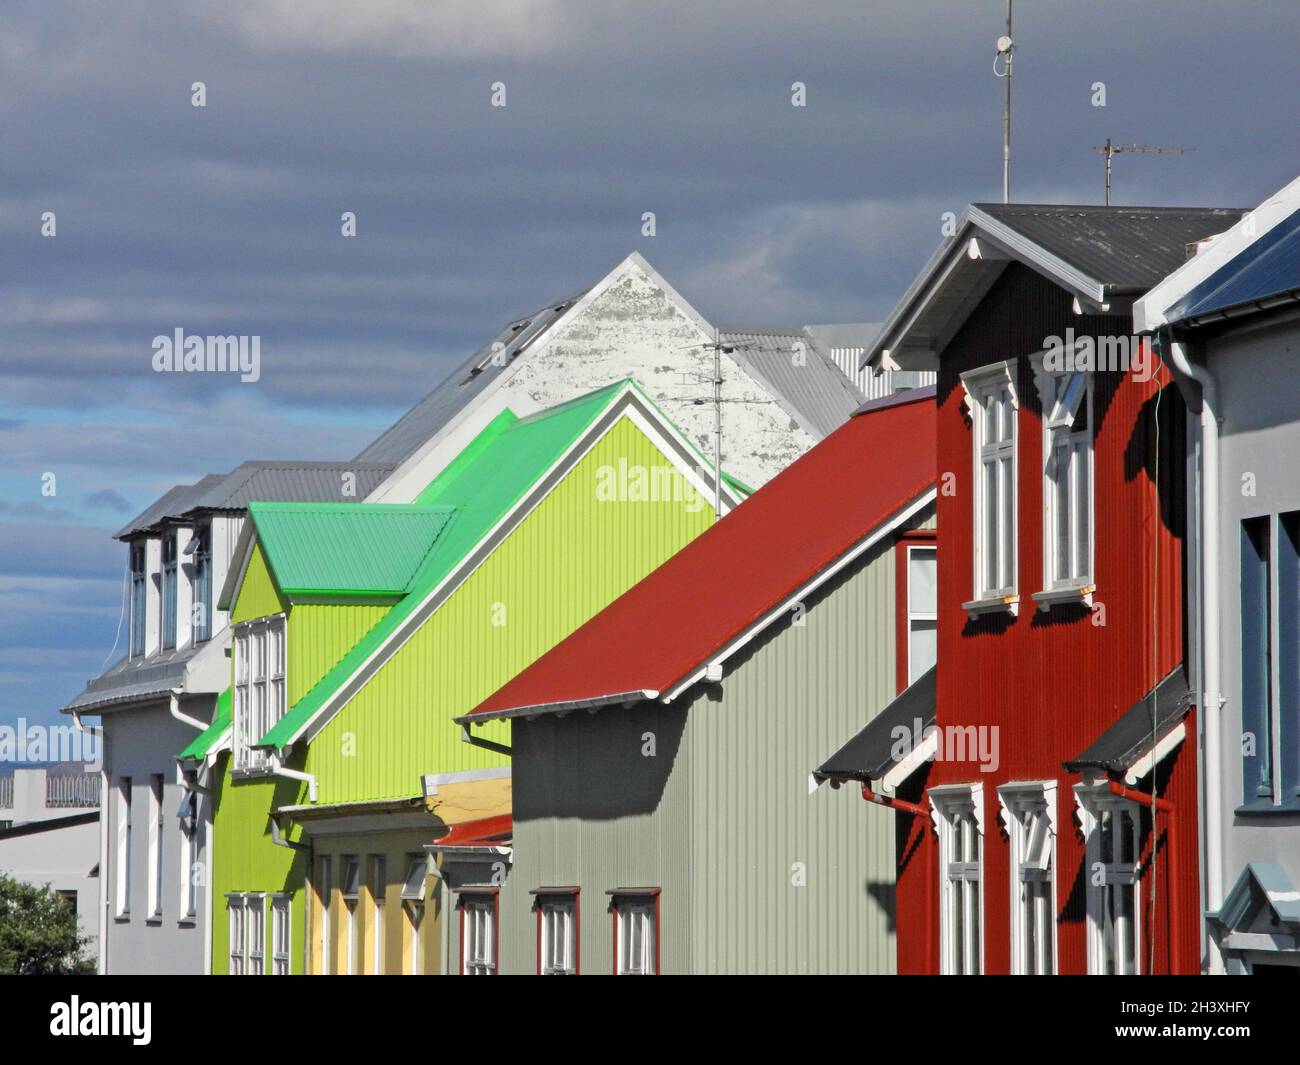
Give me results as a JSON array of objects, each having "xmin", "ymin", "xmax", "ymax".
[
  {"xmin": 993, "ymin": 1, "xmax": 1015, "ymax": 203},
  {"xmin": 1091, "ymin": 138, "xmax": 1193, "ymax": 206}
]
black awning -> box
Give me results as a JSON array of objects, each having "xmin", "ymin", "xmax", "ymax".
[
  {"xmin": 815, "ymin": 666, "xmax": 936, "ymax": 784},
  {"xmin": 1063, "ymin": 664, "xmax": 1193, "ymax": 775}
]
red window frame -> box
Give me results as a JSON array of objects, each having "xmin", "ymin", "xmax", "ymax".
[
  {"xmin": 608, "ymin": 888, "xmax": 662, "ymax": 975},
  {"xmin": 456, "ymin": 887, "xmax": 500, "ymax": 976},
  {"xmin": 895, "ymin": 529, "xmax": 938, "ymax": 694},
  {"xmin": 531, "ymin": 887, "xmax": 580, "ymax": 975}
]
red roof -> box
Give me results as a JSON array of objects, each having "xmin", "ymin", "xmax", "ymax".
[
  {"xmin": 432, "ymin": 814, "xmax": 512, "ymax": 847},
  {"xmin": 465, "ymin": 389, "xmax": 936, "ymax": 722}
]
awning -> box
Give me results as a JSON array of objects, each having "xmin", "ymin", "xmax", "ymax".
[
  {"xmin": 177, "ymin": 688, "xmax": 232, "ymax": 763},
  {"xmin": 1064, "ymin": 665, "xmax": 1192, "ymax": 779},
  {"xmin": 1208, "ymin": 863, "xmax": 1300, "ymax": 932},
  {"xmin": 814, "ymin": 665, "xmax": 936, "ymax": 785}
]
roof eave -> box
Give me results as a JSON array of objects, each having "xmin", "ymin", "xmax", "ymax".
[{"xmin": 459, "ymin": 689, "xmax": 659, "ymax": 726}]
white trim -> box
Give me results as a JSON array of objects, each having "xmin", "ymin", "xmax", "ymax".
[
  {"xmin": 1074, "ymin": 782, "xmax": 1143, "ymax": 975},
  {"xmin": 879, "ymin": 729, "xmax": 939, "ymax": 793},
  {"xmin": 961, "ymin": 361, "xmax": 1019, "ymax": 605},
  {"xmin": 929, "ymin": 782, "xmax": 985, "ymax": 975},
  {"xmin": 661, "ymin": 488, "xmax": 938, "ymax": 703},
  {"xmin": 997, "ymin": 782, "xmax": 1059, "ymax": 976},
  {"xmin": 1123, "ymin": 721, "xmax": 1187, "ymax": 786},
  {"xmin": 421, "ymin": 766, "xmax": 512, "ymax": 796}
]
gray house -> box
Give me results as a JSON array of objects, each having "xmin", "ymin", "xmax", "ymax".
[
  {"xmin": 1135, "ymin": 174, "xmax": 1300, "ymax": 974},
  {"xmin": 459, "ymin": 390, "xmax": 935, "ymax": 974}
]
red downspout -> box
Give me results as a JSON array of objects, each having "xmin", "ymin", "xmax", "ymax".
[
  {"xmin": 1107, "ymin": 780, "xmax": 1180, "ymax": 975},
  {"xmin": 862, "ymin": 786, "xmax": 934, "ymax": 972}
]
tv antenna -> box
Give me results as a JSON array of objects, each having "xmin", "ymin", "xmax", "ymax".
[
  {"xmin": 1092, "ymin": 138, "xmax": 1192, "ymax": 206},
  {"xmin": 993, "ymin": 1, "xmax": 1015, "ymax": 203}
]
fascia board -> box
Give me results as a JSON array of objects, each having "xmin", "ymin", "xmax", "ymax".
[{"xmin": 966, "ymin": 206, "xmax": 1107, "ymax": 304}]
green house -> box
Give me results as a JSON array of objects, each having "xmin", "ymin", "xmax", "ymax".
[{"xmin": 194, "ymin": 380, "xmax": 746, "ymax": 975}]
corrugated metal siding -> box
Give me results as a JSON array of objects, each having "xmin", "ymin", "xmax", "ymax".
[
  {"xmin": 289, "ymin": 604, "xmax": 391, "ymax": 707},
  {"xmin": 896, "ymin": 263, "xmax": 1192, "ymax": 974},
  {"xmin": 305, "ymin": 417, "xmax": 716, "ymax": 803},
  {"xmin": 501, "ymin": 508, "xmax": 931, "ymax": 973},
  {"xmin": 231, "ymin": 543, "xmax": 287, "ymax": 624}
]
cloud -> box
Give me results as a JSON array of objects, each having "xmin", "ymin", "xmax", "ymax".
[{"xmin": 83, "ymin": 489, "xmax": 133, "ymax": 513}]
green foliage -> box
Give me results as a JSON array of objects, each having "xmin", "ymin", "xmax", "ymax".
[{"xmin": 0, "ymin": 873, "xmax": 95, "ymax": 975}]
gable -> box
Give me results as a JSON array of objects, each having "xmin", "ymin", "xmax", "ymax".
[{"xmin": 232, "ymin": 542, "xmax": 288, "ymax": 624}]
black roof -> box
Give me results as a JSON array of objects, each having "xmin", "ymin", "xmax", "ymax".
[
  {"xmin": 974, "ymin": 204, "xmax": 1247, "ymax": 294},
  {"xmin": 815, "ymin": 665, "xmax": 936, "ymax": 784},
  {"xmin": 1064, "ymin": 664, "xmax": 1192, "ymax": 775}
]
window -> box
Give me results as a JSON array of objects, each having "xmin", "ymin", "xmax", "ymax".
[
  {"xmin": 227, "ymin": 894, "xmax": 266, "ymax": 975},
  {"xmin": 342, "ymin": 855, "xmax": 360, "ymax": 975},
  {"xmin": 460, "ymin": 892, "xmax": 498, "ymax": 975},
  {"xmin": 147, "ymin": 774, "xmax": 164, "ymax": 918},
  {"xmin": 233, "ymin": 615, "xmax": 286, "ymax": 772},
  {"xmin": 116, "ymin": 777, "xmax": 132, "ymax": 916},
  {"xmin": 611, "ymin": 891, "xmax": 659, "ymax": 975},
  {"xmin": 931, "ymin": 785, "xmax": 982, "ymax": 974},
  {"xmin": 906, "ymin": 546, "xmax": 938, "ymax": 684},
  {"xmin": 1281, "ymin": 513, "xmax": 1300, "ymax": 799},
  {"xmin": 1040, "ymin": 368, "xmax": 1093, "ymax": 590},
  {"xmin": 314, "ymin": 857, "xmax": 332, "ymax": 975},
  {"xmin": 1076, "ymin": 787, "xmax": 1141, "ymax": 975},
  {"xmin": 1000, "ymin": 784, "xmax": 1056, "ymax": 975},
  {"xmin": 271, "ymin": 896, "xmax": 291, "ymax": 975},
  {"xmin": 161, "ymin": 532, "xmax": 178, "ymax": 650},
  {"xmin": 129, "ymin": 543, "xmax": 146, "ymax": 657},
  {"xmin": 180, "ymin": 791, "xmax": 199, "ymax": 919},
  {"xmin": 962, "ymin": 363, "xmax": 1018, "ymax": 603},
  {"xmin": 191, "ymin": 524, "xmax": 212, "ymax": 643},
  {"xmin": 401, "ymin": 856, "xmax": 427, "ymax": 975},
  {"xmin": 534, "ymin": 890, "xmax": 579, "ymax": 975},
  {"xmin": 370, "ymin": 856, "xmax": 386, "ymax": 975}
]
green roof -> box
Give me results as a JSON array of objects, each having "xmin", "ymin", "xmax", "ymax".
[
  {"xmin": 249, "ymin": 502, "xmax": 455, "ymax": 598},
  {"xmin": 177, "ymin": 688, "xmax": 232, "ymax": 761},
  {"xmin": 257, "ymin": 380, "xmax": 635, "ymax": 749}
]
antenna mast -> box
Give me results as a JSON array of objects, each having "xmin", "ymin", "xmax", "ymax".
[
  {"xmin": 994, "ymin": 2, "xmax": 1015, "ymax": 203},
  {"xmin": 1092, "ymin": 138, "xmax": 1191, "ymax": 206}
]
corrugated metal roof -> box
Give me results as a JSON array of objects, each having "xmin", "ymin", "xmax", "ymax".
[
  {"xmin": 353, "ymin": 291, "xmax": 589, "ymax": 465},
  {"xmin": 814, "ymin": 665, "xmax": 936, "ymax": 783},
  {"xmin": 1169, "ymin": 206, "xmax": 1300, "ymax": 324},
  {"xmin": 248, "ymin": 502, "xmax": 455, "ymax": 597},
  {"xmin": 464, "ymin": 391, "xmax": 935, "ymax": 723},
  {"xmin": 113, "ymin": 479, "xmax": 215, "ymax": 540},
  {"xmin": 177, "ymin": 688, "xmax": 231, "ymax": 761},
  {"xmin": 718, "ymin": 325, "xmax": 866, "ymax": 439},
  {"xmin": 61, "ymin": 637, "xmax": 224, "ymax": 713},
  {"xmin": 974, "ymin": 203, "xmax": 1247, "ymax": 294}
]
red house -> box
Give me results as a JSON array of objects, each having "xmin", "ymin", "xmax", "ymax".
[{"xmin": 818, "ymin": 205, "xmax": 1244, "ymax": 974}]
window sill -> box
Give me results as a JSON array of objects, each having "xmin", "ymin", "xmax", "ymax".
[
  {"xmin": 114, "ymin": 915, "xmax": 131, "ymax": 923},
  {"xmin": 145, "ymin": 916, "xmax": 163, "ymax": 926},
  {"xmin": 962, "ymin": 595, "xmax": 1019, "ymax": 619},
  {"xmin": 1032, "ymin": 585, "xmax": 1094, "ymax": 611},
  {"xmin": 177, "ymin": 917, "xmax": 197, "ymax": 927},
  {"xmin": 230, "ymin": 767, "xmax": 276, "ymax": 781},
  {"xmin": 1234, "ymin": 799, "xmax": 1300, "ymax": 817}
]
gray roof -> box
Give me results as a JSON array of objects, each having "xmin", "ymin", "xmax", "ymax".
[
  {"xmin": 62, "ymin": 641, "xmax": 210, "ymax": 714},
  {"xmin": 717, "ymin": 325, "xmax": 866, "ymax": 438},
  {"xmin": 815, "ymin": 665, "xmax": 936, "ymax": 784},
  {"xmin": 353, "ymin": 290, "xmax": 589, "ymax": 465},
  {"xmin": 1063, "ymin": 664, "xmax": 1192, "ymax": 775},
  {"xmin": 114, "ymin": 462, "xmax": 395, "ymax": 540},
  {"xmin": 804, "ymin": 322, "xmax": 883, "ymax": 350},
  {"xmin": 973, "ymin": 203, "xmax": 1247, "ymax": 295}
]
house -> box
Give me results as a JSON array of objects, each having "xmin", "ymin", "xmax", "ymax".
[
  {"xmin": 1134, "ymin": 175, "xmax": 1300, "ymax": 974},
  {"xmin": 0, "ymin": 767, "xmax": 101, "ymax": 955},
  {"xmin": 210, "ymin": 380, "xmax": 745, "ymax": 975},
  {"xmin": 57, "ymin": 460, "xmax": 395, "ymax": 974},
  {"xmin": 460, "ymin": 390, "xmax": 935, "ymax": 974},
  {"xmin": 821, "ymin": 204, "xmax": 1245, "ymax": 975}
]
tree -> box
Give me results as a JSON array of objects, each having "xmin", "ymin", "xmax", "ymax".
[{"xmin": 0, "ymin": 873, "xmax": 95, "ymax": 975}]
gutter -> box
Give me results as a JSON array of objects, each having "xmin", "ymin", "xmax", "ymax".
[
  {"xmin": 72, "ymin": 710, "xmax": 108, "ymax": 976},
  {"xmin": 1107, "ymin": 780, "xmax": 1182, "ymax": 975},
  {"xmin": 268, "ymin": 753, "xmax": 318, "ymax": 803},
  {"xmin": 1164, "ymin": 333, "xmax": 1225, "ymax": 974}
]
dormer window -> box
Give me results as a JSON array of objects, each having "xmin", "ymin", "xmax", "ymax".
[
  {"xmin": 190, "ymin": 524, "xmax": 212, "ymax": 642},
  {"xmin": 233, "ymin": 615, "xmax": 286, "ymax": 772},
  {"xmin": 129, "ymin": 542, "xmax": 146, "ymax": 658},
  {"xmin": 161, "ymin": 533, "xmax": 178, "ymax": 651}
]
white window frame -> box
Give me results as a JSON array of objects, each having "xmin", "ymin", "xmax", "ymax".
[
  {"xmin": 341, "ymin": 855, "xmax": 360, "ymax": 975},
  {"xmin": 115, "ymin": 776, "xmax": 132, "ymax": 917},
  {"xmin": 612, "ymin": 893, "xmax": 658, "ymax": 976},
  {"xmin": 460, "ymin": 892, "xmax": 498, "ymax": 976},
  {"xmin": 233, "ymin": 614, "xmax": 286, "ymax": 773},
  {"xmin": 161, "ymin": 530, "xmax": 178, "ymax": 651},
  {"xmin": 960, "ymin": 361, "xmax": 1019, "ymax": 610},
  {"xmin": 190, "ymin": 523, "xmax": 213, "ymax": 643},
  {"xmin": 129, "ymin": 542, "xmax": 146, "ymax": 658},
  {"xmin": 400, "ymin": 856, "xmax": 427, "ymax": 976},
  {"xmin": 314, "ymin": 856, "xmax": 332, "ymax": 975},
  {"xmin": 1075, "ymin": 784, "xmax": 1143, "ymax": 975},
  {"xmin": 271, "ymin": 895, "xmax": 291, "ymax": 976},
  {"xmin": 179, "ymin": 790, "xmax": 199, "ymax": 920},
  {"xmin": 906, "ymin": 544, "xmax": 938, "ymax": 684},
  {"xmin": 227, "ymin": 895, "xmax": 246, "ymax": 975},
  {"xmin": 999, "ymin": 782, "xmax": 1058, "ymax": 975},
  {"xmin": 930, "ymin": 783, "xmax": 983, "ymax": 975},
  {"xmin": 537, "ymin": 893, "xmax": 578, "ymax": 976},
  {"xmin": 147, "ymin": 773, "xmax": 164, "ymax": 918},
  {"xmin": 370, "ymin": 855, "xmax": 386, "ymax": 975},
  {"xmin": 1032, "ymin": 355, "xmax": 1095, "ymax": 598}
]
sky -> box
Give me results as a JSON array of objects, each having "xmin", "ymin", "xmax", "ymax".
[{"xmin": 2, "ymin": 0, "xmax": 1297, "ymax": 733}]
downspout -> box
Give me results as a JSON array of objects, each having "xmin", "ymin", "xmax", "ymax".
[
  {"xmin": 862, "ymin": 786, "xmax": 934, "ymax": 972},
  {"xmin": 1107, "ymin": 781, "xmax": 1180, "ymax": 975},
  {"xmin": 1165, "ymin": 333, "xmax": 1224, "ymax": 973},
  {"xmin": 73, "ymin": 710, "xmax": 107, "ymax": 975},
  {"xmin": 168, "ymin": 689, "xmax": 209, "ymax": 732},
  {"xmin": 460, "ymin": 722, "xmax": 511, "ymax": 757},
  {"xmin": 268, "ymin": 752, "xmax": 318, "ymax": 803}
]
